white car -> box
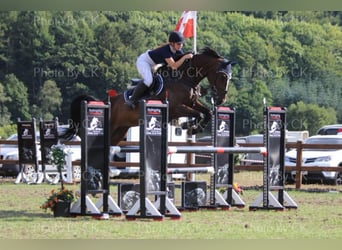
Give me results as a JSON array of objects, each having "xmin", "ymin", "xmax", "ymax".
[
  {"xmin": 285, "ymin": 135, "xmax": 342, "ymax": 185},
  {"xmin": 0, "ymin": 133, "xmax": 81, "ymax": 181}
]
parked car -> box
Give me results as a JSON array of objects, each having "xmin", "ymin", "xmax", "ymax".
[
  {"xmin": 0, "ymin": 134, "xmax": 21, "ymax": 176},
  {"xmin": 0, "ymin": 133, "xmax": 81, "ymax": 178},
  {"xmin": 240, "ymin": 133, "xmax": 305, "ymax": 166},
  {"xmin": 316, "ymin": 124, "xmax": 342, "ymax": 135},
  {"xmin": 285, "ymin": 135, "xmax": 342, "ymax": 185},
  {"xmin": 239, "ymin": 134, "xmax": 264, "ymax": 166},
  {"xmin": 0, "ymin": 133, "xmax": 43, "ymax": 176}
]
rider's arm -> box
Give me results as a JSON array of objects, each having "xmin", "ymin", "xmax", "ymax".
[{"xmin": 165, "ymin": 53, "xmax": 193, "ymax": 70}]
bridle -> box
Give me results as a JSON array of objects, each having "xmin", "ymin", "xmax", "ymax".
[{"xmin": 211, "ymin": 60, "xmax": 232, "ymax": 105}]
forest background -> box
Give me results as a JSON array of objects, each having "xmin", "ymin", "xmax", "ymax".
[{"xmin": 0, "ymin": 11, "xmax": 341, "ymax": 137}]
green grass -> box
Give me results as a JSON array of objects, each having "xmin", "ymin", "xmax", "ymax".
[{"xmin": 1, "ymin": 173, "xmax": 342, "ymax": 239}]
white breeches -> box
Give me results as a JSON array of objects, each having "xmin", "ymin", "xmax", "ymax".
[{"xmin": 136, "ymin": 51, "xmax": 156, "ymax": 87}]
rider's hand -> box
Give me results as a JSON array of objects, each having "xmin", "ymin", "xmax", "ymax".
[{"xmin": 184, "ymin": 53, "xmax": 193, "ymax": 60}]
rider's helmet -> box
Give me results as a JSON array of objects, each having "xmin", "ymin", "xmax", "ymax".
[{"xmin": 168, "ymin": 31, "xmax": 185, "ymax": 44}]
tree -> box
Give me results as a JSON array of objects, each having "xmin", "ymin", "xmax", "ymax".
[
  {"xmin": 8, "ymin": 11, "xmax": 55, "ymax": 103},
  {"xmin": 3, "ymin": 74, "xmax": 30, "ymax": 121},
  {"xmin": 287, "ymin": 101, "xmax": 336, "ymax": 135},
  {"xmin": 48, "ymin": 11, "xmax": 101, "ymax": 99},
  {"xmin": 0, "ymin": 11, "xmax": 17, "ymax": 79},
  {"xmin": 0, "ymin": 82, "xmax": 11, "ymax": 126},
  {"xmin": 232, "ymin": 80, "xmax": 273, "ymax": 135},
  {"xmin": 0, "ymin": 124, "xmax": 17, "ymax": 139},
  {"xmin": 36, "ymin": 80, "xmax": 62, "ymax": 120},
  {"xmin": 0, "ymin": 10, "xmax": 342, "ymax": 128}
]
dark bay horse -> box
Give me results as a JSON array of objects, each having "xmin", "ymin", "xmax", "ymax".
[{"xmin": 61, "ymin": 47, "xmax": 234, "ymax": 146}]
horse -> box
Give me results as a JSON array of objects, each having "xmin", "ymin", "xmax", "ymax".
[{"xmin": 61, "ymin": 47, "xmax": 234, "ymax": 146}]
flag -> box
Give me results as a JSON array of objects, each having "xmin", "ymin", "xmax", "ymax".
[{"xmin": 174, "ymin": 11, "xmax": 196, "ymax": 38}]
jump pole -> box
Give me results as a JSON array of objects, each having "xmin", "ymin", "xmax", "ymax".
[
  {"xmin": 168, "ymin": 146, "xmax": 266, "ymax": 154},
  {"xmin": 112, "ymin": 146, "xmax": 266, "ymax": 154}
]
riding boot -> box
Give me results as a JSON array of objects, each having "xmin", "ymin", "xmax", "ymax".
[{"xmin": 126, "ymin": 82, "xmax": 149, "ymax": 109}]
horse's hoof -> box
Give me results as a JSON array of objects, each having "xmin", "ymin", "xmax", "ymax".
[
  {"xmin": 190, "ymin": 127, "xmax": 199, "ymax": 135},
  {"xmin": 181, "ymin": 123, "xmax": 188, "ymax": 130},
  {"xmin": 191, "ymin": 124, "xmax": 205, "ymax": 135},
  {"xmin": 180, "ymin": 119, "xmax": 196, "ymax": 130}
]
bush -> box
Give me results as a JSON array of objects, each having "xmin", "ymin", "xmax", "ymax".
[{"xmin": 0, "ymin": 124, "xmax": 17, "ymax": 139}]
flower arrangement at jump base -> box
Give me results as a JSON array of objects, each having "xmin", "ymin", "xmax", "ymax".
[
  {"xmin": 40, "ymin": 143, "xmax": 75, "ymax": 216},
  {"xmin": 40, "ymin": 187, "xmax": 74, "ymax": 212}
]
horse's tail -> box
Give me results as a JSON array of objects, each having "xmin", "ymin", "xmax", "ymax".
[{"xmin": 59, "ymin": 94, "xmax": 98, "ymax": 141}]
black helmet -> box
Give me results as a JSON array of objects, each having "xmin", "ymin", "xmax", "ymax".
[{"xmin": 168, "ymin": 31, "xmax": 185, "ymax": 43}]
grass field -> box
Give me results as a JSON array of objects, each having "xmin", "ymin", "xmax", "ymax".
[{"xmin": 0, "ymin": 171, "xmax": 342, "ymax": 239}]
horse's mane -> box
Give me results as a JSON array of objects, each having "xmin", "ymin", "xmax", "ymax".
[
  {"xmin": 198, "ymin": 46, "xmax": 222, "ymax": 58},
  {"xmin": 174, "ymin": 47, "xmax": 222, "ymax": 60}
]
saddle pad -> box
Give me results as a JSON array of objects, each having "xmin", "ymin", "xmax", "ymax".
[{"xmin": 123, "ymin": 75, "xmax": 164, "ymax": 102}]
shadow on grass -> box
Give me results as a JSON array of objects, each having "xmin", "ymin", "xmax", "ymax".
[{"xmin": 0, "ymin": 210, "xmax": 54, "ymax": 220}]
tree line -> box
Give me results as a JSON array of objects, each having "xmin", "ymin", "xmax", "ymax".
[{"xmin": 0, "ymin": 11, "xmax": 341, "ymax": 138}]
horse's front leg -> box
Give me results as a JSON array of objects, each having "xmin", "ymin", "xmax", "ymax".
[
  {"xmin": 173, "ymin": 103, "xmax": 212, "ymax": 135},
  {"xmin": 190, "ymin": 101, "xmax": 212, "ymax": 134}
]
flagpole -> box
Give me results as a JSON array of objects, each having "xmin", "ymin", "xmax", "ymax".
[
  {"xmin": 193, "ymin": 11, "xmax": 197, "ymax": 54},
  {"xmin": 174, "ymin": 11, "xmax": 197, "ymax": 54}
]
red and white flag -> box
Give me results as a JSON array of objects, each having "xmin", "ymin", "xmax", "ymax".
[{"xmin": 174, "ymin": 11, "xmax": 197, "ymax": 38}]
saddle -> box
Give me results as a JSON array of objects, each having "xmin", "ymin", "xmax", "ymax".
[{"xmin": 124, "ymin": 74, "xmax": 164, "ymax": 102}]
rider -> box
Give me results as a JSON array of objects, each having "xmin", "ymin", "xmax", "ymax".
[{"xmin": 125, "ymin": 31, "xmax": 193, "ymax": 109}]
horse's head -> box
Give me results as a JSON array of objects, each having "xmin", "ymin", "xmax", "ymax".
[
  {"xmin": 191, "ymin": 47, "xmax": 234, "ymax": 106},
  {"xmin": 209, "ymin": 59, "xmax": 233, "ymax": 106}
]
